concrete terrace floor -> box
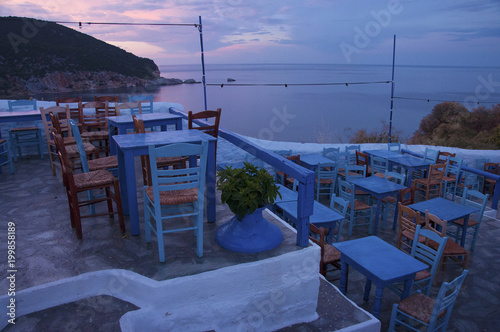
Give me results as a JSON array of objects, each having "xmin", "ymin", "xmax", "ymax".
[{"xmin": 1, "ymin": 155, "xmax": 500, "ymax": 331}]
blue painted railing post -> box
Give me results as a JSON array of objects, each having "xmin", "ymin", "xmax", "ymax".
[{"xmin": 296, "ymin": 171, "xmax": 315, "ymax": 247}]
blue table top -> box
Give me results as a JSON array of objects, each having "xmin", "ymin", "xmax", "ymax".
[
  {"xmin": 409, "ymin": 197, "xmax": 478, "ymax": 222},
  {"xmin": 388, "ymin": 155, "xmax": 431, "ymax": 168},
  {"xmin": 300, "ymin": 153, "xmax": 335, "ymax": 168},
  {"xmin": 276, "ymin": 200, "xmax": 344, "ymax": 226},
  {"xmin": 107, "ymin": 113, "xmax": 182, "ymax": 124},
  {"xmin": 364, "ymin": 149, "xmax": 402, "ymax": 159},
  {"xmin": 349, "ymin": 176, "xmax": 406, "ymax": 195},
  {"xmin": 334, "ymin": 236, "xmax": 427, "ymax": 282},
  {"xmin": 113, "ymin": 130, "xmax": 217, "ymax": 150}
]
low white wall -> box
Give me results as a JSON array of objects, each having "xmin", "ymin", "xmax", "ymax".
[{"xmin": 0, "ymin": 246, "xmax": 321, "ymax": 332}]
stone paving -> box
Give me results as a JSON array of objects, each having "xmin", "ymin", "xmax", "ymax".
[{"xmin": 1, "ymin": 155, "xmax": 500, "ymax": 331}]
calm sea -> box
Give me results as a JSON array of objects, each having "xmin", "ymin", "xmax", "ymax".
[{"xmin": 37, "ymin": 64, "xmax": 500, "ymax": 143}]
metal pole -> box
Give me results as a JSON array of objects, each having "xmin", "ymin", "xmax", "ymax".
[
  {"xmin": 388, "ymin": 34, "xmax": 396, "ymax": 143},
  {"xmin": 198, "ymin": 16, "xmax": 208, "ymax": 110}
]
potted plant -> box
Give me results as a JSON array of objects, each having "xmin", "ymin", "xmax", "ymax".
[{"xmin": 215, "ymin": 162, "xmax": 284, "ymax": 253}]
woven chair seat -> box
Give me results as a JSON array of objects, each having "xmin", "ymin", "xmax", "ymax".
[
  {"xmin": 74, "ymin": 170, "xmax": 115, "ymax": 189},
  {"xmin": 452, "ymin": 218, "xmax": 479, "ymax": 227},
  {"xmin": 285, "ymin": 177, "xmax": 295, "ymax": 184},
  {"xmin": 373, "ymin": 172, "xmax": 386, "ymax": 178},
  {"xmin": 156, "ymin": 156, "xmax": 188, "ymax": 168},
  {"xmin": 429, "ymin": 239, "xmax": 468, "ymax": 255},
  {"xmin": 145, "ymin": 187, "xmax": 198, "ymax": 206},
  {"xmin": 398, "ymin": 292, "xmax": 446, "ymax": 323},
  {"xmin": 81, "ymin": 130, "xmax": 109, "ymax": 140},
  {"xmin": 88, "ymin": 156, "xmax": 118, "ymax": 171},
  {"xmin": 316, "ymin": 178, "xmax": 334, "ymax": 184},
  {"xmin": 61, "ymin": 137, "xmax": 77, "ymax": 145},
  {"xmin": 414, "ymin": 269, "xmax": 431, "ymax": 281},
  {"xmin": 415, "ymin": 178, "xmax": 441, "ymax": 186},
  {"xmin": 324, "ymin": 244, "xmax": 342, "ymax": 263},
  {"xmin": 66, "ymin": 142, "xmax": 96, "ymax": 156},
  {"xmin": 10, "ymin": 126, "xmax": 39, "ymax": 132},
  {"xmin": 0, "ymin": 138, "xmax": 5, "ymax": 144},
  {"xmin": 442, "ymin": 175, "xmax": 457, "ymax": 182},
  {"xmin": 350, "ymin": 199, "xmax": 371, "ymax": 211}
]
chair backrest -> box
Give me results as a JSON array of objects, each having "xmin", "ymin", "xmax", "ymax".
[
  {"xmin": 399, "ymin": 184, "xmax": 415, "ymax": 206},
  {"xmin": 355, "ymin": 150, "xmax": 369, "ymax": 167},
  {"xmin": 411, "ymin": 224, "xmax": 448, "ymax": 295},
  {"xmin": 344, "ymin": 164, "xmax": 366, "ymax": 181},
  {"xmin": 79, "ymin": 101, "xmax": 109, "ymax": 131},
  {"xmin": 429, "ymin": 269, "xmax": 468, "ymax": 330},
  {"xmin": 309, "ymin": 223, "xmax": 329, "ymax": 272},
  {"xmin": 40, "ymin": 105, "xmax": 72, "ymax": 143},
  {"xmin": 461, "ymin": 187, "xmax": 489, "ymax": 224},
  {"xmin": 338, "ymin": 179, "xmax": 355, "ymax": 204},
  {"xmin": 330, "ymin": 194, "xmax": 349, "ymax": 217},
  {"xmin": 423, "ymin": 147, "xmax": 439, "ymax": 163},
  {"xmin": 132, "ymin": 116, "xmax": 152, "ymax": 186},
  {"xmin": 52, "ymin": 131, "xmax": 74, "ymax": 187},
  {"xmin": 474, "ymin": 158, "xmax": 489, "ymax": 170},
  {"xmin": 371, "ymin": 156, "xmax": 388, "ymax": 175},
  {"xmin": 345, "ymin": 145, "xmax": 360, "ymax": 165},
  {"xmin": 8, "ymin": 99, "xmax": 37, "ymax": 111},
  {"xmin": 426, "ymin": 162, "xmax": 447, "ymax": 184},
  {"xmin": 445, "ymin": 156, "xmax": 463, "ymax": 177},
  {"xmin": 55, "ymin": 97, "xmax": 82, "ymax": 120},
  {"xmin": 128, "ymin": 95, "xmax": 153, "ymax": 114},
  {"xmin": 397, "ymin": 203, "xmax": 424, "ymax": 251},
  {"xmin": 437, "ymin": 151, "xmax": 456, "ymax": 164},
  {"xmin": 94, "ymin": 95, "xmax": 119, "ymax": 116},
  {"xmin": 387, "ymin": 142, "xmax": 401, "ymax": 152},
  {"xmin": 384, "ymin": 170, "xmax": 406, "ymax": 185},
  {"xmin": 69, "ymin": 120, "xmax": 90, "ymax": 172},
  {"xmin": 188, "ymin": 108, "xmax": 222, "ymax": 138},
  {"xmin": 148, "ymin": 140, "xmax": 208, "ymax": 208},
  {"xmin": 424, "ymin": 209, "xmax": 447, "ymax": 237},
  {"xmin": 484, "ymin": 162, "xmax": 500, "ymax": 175},
  {"xmin": 322, "ymin": 147, "xmax": 340, "ymax": 160},
  {"xmin": 316, "ymin": 162, "xmax": 337, "ymax": 190},
  {"xmin": 115, "ymin": 101, "xmax": 142, "ymax": 115}
]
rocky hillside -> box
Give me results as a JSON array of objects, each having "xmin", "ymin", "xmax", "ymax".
[{"xmin": 0, "ymin": 16, "xmax": 180, "ymax": 97}]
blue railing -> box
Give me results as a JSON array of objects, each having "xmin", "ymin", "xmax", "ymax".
[
  {"xmin": 169, "ymin": 107, "xmax": 315, "ymax": 247},
  {"xmin": 402, "ymin": 148, "xmax": 500, "ymax": 209}
]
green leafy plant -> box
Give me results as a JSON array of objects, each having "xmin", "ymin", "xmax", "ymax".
[{"xmin": 217, "ymin": 162, "xmax": 282, "ymax": 220}]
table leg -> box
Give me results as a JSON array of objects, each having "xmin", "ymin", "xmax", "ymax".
[
  {"xmin": 372, "ymin": 285, "xmax": 384, "ymax": 318},
  {"xmin": 207, "ymin": 141, "xmax": 216, "ymax": 223},
  {"xmin": 363, "ymin": 279, "xmax": 372, "ymax": 301},
  {"xmin": 460, "ymin": 216, "xmax": 469, "ymax": 248},
  {"xmin": 340, "ymin": 260, "xmax": 349, "ymax": 294},
  {"xmin": 372, "ymin": 198, "xmax": 382, "ymax": 235},
  {"xmin": 401, "ymin": 277, "xmax": 413, "ymax": 299},
  {"xmin": 118, "ymin": 149, "xmax": 141, "ymax": 235},
  {"xmin": 392, "ymin": 195, "xmax": 400, "ymax": 230},
  {"xmin": 175, "ymin": 118, "xmax": 182, "ymax": 130},
  {"xmin": 109, "ymin": 124, "xmax": 117, "ymax": 155}
]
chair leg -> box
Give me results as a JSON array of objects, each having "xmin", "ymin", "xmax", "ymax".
[
  {"xmin": 112, "ymin": 180, "xmax": 125, "ymax": 234},
  {"xmin": 156, "ymin": 217, "xmax": 166, "ymax": 263},
  {"xmin": 105, "ymin": 187, "xmax": 114, "ymax": 218},
  {"xmin": 71, "ymin": 193, "xmax": 83, "ymax": 239},
  {"xmin": 196, "ymin": 211, "xmax": 203, "ymax": 258}
]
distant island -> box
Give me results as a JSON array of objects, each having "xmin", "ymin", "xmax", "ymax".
[{"xmin": 0, "ymin": 16, "xmax": 198, "ymax": 98}]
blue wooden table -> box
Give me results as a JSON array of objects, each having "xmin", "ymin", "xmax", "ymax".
[
  {"xmin": 276, "ymin": 200, "xmax": 344, "ymax": 243},
  {"xmin": 107, "ymin": 113, "xmax": 183, "ymax": 155},
  {"xmin": 408, "ymin": 197, "xmax": 478, "ymax": 247},
  {"xmin": 0, "ymin": 110, "xmax": 42, "ymax": 138},
  {"xmin": 299, "ymin": 153, "xmax": 335, "ymax": 170},
  {"xmin": 364, "ymin": 149, "xmax": 401, "ymax": 160},
  {"xmin": 388, "ymin": 155, "xmax": 432, "ymax": 186},
  {"xmin": 113, "ymin": 130, "xmax": 217, "ymax": 236},
  {"xmin": 334, "ymin": 236, "xmax": 427, "ymax": 318},
  {"xmin": 349, "ymin": 176, "xmax": 407, "ymax": 235}
]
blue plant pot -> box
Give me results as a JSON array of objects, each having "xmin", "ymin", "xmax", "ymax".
[{"xmin": 215, "ymin": 207, "xmax": 283, "ymax": 253}]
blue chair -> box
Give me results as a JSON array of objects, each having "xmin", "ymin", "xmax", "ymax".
[
  {"xmin": 388, "ymin": 269, "xmax": 468, "ymax": 332},
  {"xmin": 7, "ymin": 100, "xmax": 44, "ymax": 162},
  {"xmin": 315, "ymin": 161, "xmax": 337, "ymax": 201},
  {"xmin": 322, "ymin": 147, "xmax": 340, "ymax": 161},
  {"xmin": 338, "ymin": 179, "xmax": 373, "ymax": 236},
  {"xmin": 0, "ymin": 138, "xmax": 14, "ymax": 173},
  {"xmin": 387, "ymin": 142, "xmax": 401, "ymax": 152},
  {"xmin": 345, "ymin": 144, "xmax": 360, "ymax": 165},
  {"xmin": 144, "ymin": 140, "xmax": 208, "ymax": 262},
  {"xmin": 128, "ymin": 95, "xmax": 153, "ymax": 114},
  {"xmin": 380, "ymin": 170, "xmax": 406, "ymax": 230},
  {"xmin": 449, "ymin": 188, "xmax": 488, "ymax": 252},
  {"xmin": 328, "ymin": 194, "xmax": 349, "ymax": 243},
  {"xmin": 413, "ymin": 147, "xmax": 440, "ymax": 180},
  {"xmin": 370, "ymin": 156, "xmax": 388, "ymax": 177},
  {"xmin": 442, "ymin": 156, "xmax": 463, "ymax": 200}
]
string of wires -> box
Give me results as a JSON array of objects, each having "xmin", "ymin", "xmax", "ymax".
[
  {"xmin": 207, "ymin": 80, "xmax": 392, "ymax": 88},
  {"xmin": 393, "ymin": 96, "xmax": 500, "ymax": 105}
]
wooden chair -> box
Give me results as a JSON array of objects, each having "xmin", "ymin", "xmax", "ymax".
[
  {"xmin": 437, "ymin": 151, "xmax": 456, "ymax": 164},
  {"xmin": 414, "ymin": 162, "xmax": 447, "ymax": 200},
  {"xmin": 0, "ymin": 138, "xmax": 14, "ymax": 173},
  {"xmin": 115, "ymin": 101, "xmax": 142, "ymax": 116},
  {"xmin": 483, "ymin": 162, "xmax": 499, "ymax": 196},
  {"xmin": 388, "ymin": 270, "xmax": 468, "ymax": 332},
  {"xmin": 132, "ymin": 116, "xmax": 187, "ymax": 186},
  {"xmin": 424, "ymin": 211, "xmax": 469, "ymax": 280},
  {"xmin": 7, "ymin": 99, "xmax": 44, "ymax": 162},
  {"xmin": 396, "ymin": 203, "xmax": 425, "ymax": 253},
  {"xmin": 53, "ymin": 132, "xmax": 125, "ymax": 239},
  {"xmin": 144, "ymin": 140, "xmax": 208, "ymax": 262},
  {"xmin": 79, "ymin": 101, "xmax": 111, "ymax": 156},
  {"xmin": 449, "ymin": 188, "xmax": 489, "ymax": 252},
  {"xmin": 309, "ymin": 223, "xmax": 344, "ymax": 281},
  {"xmin": 128, "ymin": 94, "xmax": 153, "ymax": 114},
  {"xmin": 338, "ymin": 179, "xmax": 373, "ymax": 236},
  {"xmin": 398, "ymin": 184, "xmax": 416, "ymax": 206},
  {"xmin": 355, "ymin": 150, "xmax": 371, "ymax": 175},
  {"xmin": 188, "ymin": 108, "xmax": 222, "ymax": 167},
  {"xmin": 275, "ymin": 154, "xmax": 300, "ymax": 187},
  {"xmin": 94, "ymin": 95, "xmax": 119, "ymax": 116},
  {"xmin": 55, "ymin": 96, "xmax": 82, "ymax": 121}
]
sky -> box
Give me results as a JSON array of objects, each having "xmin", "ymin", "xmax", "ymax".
[{"xmin": 2, "ymin": 0, "xmax": 500, "ymax": 67}]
